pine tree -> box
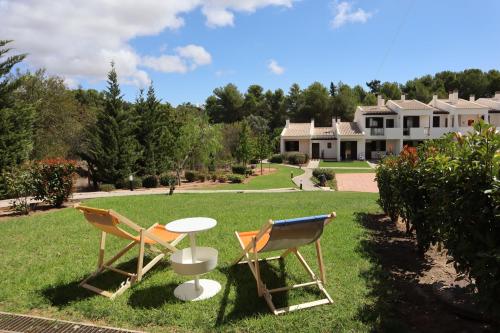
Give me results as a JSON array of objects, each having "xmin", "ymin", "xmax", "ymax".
[
  {"xmin": 0, "ymin": 40, "xmax": 34, "ymax": 174},
  {"xmin": 80, "ymin": 63, "xmax": 139, "ymax": 186}
]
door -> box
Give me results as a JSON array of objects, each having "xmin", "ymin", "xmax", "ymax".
[
  {"xmin": 340, "ymin": 141, "xmax": 358, "ymax": 160},
  {"xmin": 312, "ymin": 143, "xmax": 320, "ymax": 159}
]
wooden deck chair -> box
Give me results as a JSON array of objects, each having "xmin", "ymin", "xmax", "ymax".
[
  {"xmin": 232, "ymin": 212, "xmax": 336, "ymax": 315},
  {"xmin": 75, "ymin": 204, "xmax": 186, "ymax": 299}
]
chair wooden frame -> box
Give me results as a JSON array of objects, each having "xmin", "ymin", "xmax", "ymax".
[
  {"xmin": 232, "ymin": 212, "xmax": 336, "ymax": 315},
  {"xmin": 75, "ymin": 204, "xmax": 186, "ymax": 299}
]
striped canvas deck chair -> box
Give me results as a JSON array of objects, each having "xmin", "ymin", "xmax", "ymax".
[
  {"xmin": 232, "ymin": 212, "xmax": 336, "ymax": 315},
  {"xmin": 75, "ymin": 204, "xmax": 186, "ymax": 299}
]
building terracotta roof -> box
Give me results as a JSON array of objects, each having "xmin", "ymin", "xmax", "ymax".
[
  {"xmin": 389, "ymin": 99, "xmax": 435, "ymax": 111},
  {"xmin": 312, "ymin": 127, "xmax": 335, "ymax": 136},
  {"xmin": 281, "ymin": 123, "xmax": 311, "ymax": 137},
  {"xmin": 337, "ymin": 122, "xmax": 363, "ymax": 136},
  {"xmin": 476, "ymin": 98, "xmax": 500, "ymax": 111},
  {"xmin": 438, "ymin": 98, "xmax": 487, "ymax": 109},
  {"xmin": 358, "ymin": 105, "xmax": 397, "ymax": 115}
]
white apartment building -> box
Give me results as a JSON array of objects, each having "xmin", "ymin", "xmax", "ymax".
[{"xmin": 280, "ymin": 91, "xmax": 499, "ymax": 160}]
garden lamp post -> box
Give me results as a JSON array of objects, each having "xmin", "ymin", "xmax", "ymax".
[{"xmin": 129, "ymin": 174, "xmax": 134, "ymax": 191}]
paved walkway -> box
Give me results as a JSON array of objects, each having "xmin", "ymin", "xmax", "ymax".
[
  {"xmin": 0, "ymin": 188, "xmax": 299, "ymax": 209},
  {"xmin": 335, "ymin": 173, "xmax": 378, "ymax": 193}
]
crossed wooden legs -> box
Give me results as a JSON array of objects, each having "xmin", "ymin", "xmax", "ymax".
[
  {"xmin": 234, "ymin": 234, "xmax": 333, "ymax": 315},
  {"xmin": 80, "ymin": 224, "xmax": 171, "ymax": 299}
]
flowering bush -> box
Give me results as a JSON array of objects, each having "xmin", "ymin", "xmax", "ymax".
[
  {"xmin": 32, "ymin": 158, "xmax": 76, "ymax": 207},
  {"xmin": 376, "ymin": 122, "xmax": 500, "ymax": 311}
]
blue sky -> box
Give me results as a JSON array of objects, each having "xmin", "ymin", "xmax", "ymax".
[{"xmin": 3, "ymin": 0, "xmax": 500, "ymax": 105}]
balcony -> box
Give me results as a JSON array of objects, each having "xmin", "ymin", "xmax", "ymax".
[
  {"xmin": 429, "ymin": 127, "xmax": 454, "ymax": 138},
  {"xmin": 370, "ymin": 128, "xmax": 384, "ymax": 136},
  {"xmin": 403, "ymin": 127, "xmax": 430, "ymax": 139}
]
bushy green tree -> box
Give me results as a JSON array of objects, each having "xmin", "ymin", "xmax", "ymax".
[
  {"xmin": 234, "ymin": 121, "xmax": 254, "ymax": 166},
  {"xmin": 0, "ymin": 40, "xmax": 34, "ymax": 197},
  {"xmin": 205, "ymin": 83, "xmax": 244, "ymax": 123}
]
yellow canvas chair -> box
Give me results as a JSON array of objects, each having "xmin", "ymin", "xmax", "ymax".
[
  {"xmin": 75, "ymin": 204, "xmax": 186, "ymax": 299},
  {"xmin": 232, "ymin": 212, "xmax": 336, "ymax": 315}
]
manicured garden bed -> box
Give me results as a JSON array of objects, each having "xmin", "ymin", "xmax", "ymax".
[
  {"xmin": 0, "ymin": 192, "xmax": 380, "ymax": 332},
  {"xmin": 201, "ymin": 164, "xmax": 304, "ymax": 190}
]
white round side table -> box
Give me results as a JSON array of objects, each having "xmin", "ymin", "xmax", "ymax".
[{"xmin": 166, "ymin": 217, "xmax": 221, "ymax": 301}]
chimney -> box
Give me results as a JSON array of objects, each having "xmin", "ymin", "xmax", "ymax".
[
  {"xmin": 430, "ymin": 94, "xmax": 437, "ymax": 106},
  {"xmin": 401, "ymin": 94, "xmax": 406, "ymax": 101},
  {"xmin": 285, "ymin": 119, "xmax": 290, "ymax": 128},
  {"xmin": 469, "ymin": 94, "xmax": 475, "ymax": 102},
  {"xmin": 377, "ymin": 94, "xmax": 385, "ymax": 107},
  {"xmin": 449, "ymin": 90, "xmax": 458, "ymax": 103},
  {"xmin": 311, "ymin": 119, "xmax": 315, "ymax": 128}
]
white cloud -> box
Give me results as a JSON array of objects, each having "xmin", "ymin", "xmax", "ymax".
[
  {"xmin": 268, "ymin": 59, "xmax": 285, "ymax": 75},
  {"xmin": 330, "ymin": 1, "xmax": 373, "ymax": 29},
  {"xmin": 0, "ymin": 0, "xmax": 296, "ymax": 86},
  {"xmin": 142, "ymin": 45, "xmax": 212, "ymax": 73}
]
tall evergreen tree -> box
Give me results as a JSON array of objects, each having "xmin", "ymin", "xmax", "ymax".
[
  {"xmin": 0, "ymin": 40, "xmax": 34, "ymax": 174},
  {"xmin": 80, "ymin": 63, "xmax": 139, "ymax": 186}
]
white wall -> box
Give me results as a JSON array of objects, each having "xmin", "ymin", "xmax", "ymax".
[{"xmin": 313, "ymin": 140, "xmax": 337, "ymax": 159}]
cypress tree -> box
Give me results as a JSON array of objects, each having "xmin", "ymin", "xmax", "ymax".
[
  {"xmin": 80, "ymin": 62, "xmax": 139, "ymax": 186},
  {"xmin": 0, "ymin": 40, "xmax": 34, "ymax": 173}
]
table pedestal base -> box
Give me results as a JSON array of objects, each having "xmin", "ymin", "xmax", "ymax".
[{"xmin": 173, "ymin": 279, "xmax": 221, "ymax": 301}]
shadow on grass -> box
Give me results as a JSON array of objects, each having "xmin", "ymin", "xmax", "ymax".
[
  {"xmin": 128, "ymin": 283, "xmax": 180, "ymax": 308},
  {"xmin": 41, "ymin": 257, "xmax": 168, "ymax": 307},
  {"xmin": 215, "ymin": 259, "xmax": 288, "ymax": 325}
]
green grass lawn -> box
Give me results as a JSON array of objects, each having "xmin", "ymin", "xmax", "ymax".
[
  {"xmin": 0, "ymin": 192, "xmax": 383, "ymax": 332},
  {"xmin": 199, "ymin": 163, "xmax": 304, "ymax": 190},
  {"xmin": 319, "ymin": 161, "xmax": 371, "ymax": 168}
]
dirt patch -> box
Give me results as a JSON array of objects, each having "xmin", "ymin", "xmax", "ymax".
[{"xmin": 355, "ymin": 213, "xmax": 495, "ymax": 332}]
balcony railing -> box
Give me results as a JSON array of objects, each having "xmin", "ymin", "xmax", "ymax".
[
  {"xmin": 370, "ymin": 128, "xmax": 384, "ymax": 136},
  {"xmin": 403, "ymin": 128, "xmax": 410, "ymax": 136}
]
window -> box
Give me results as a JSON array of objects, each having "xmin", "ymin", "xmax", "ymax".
[
  {"xmin": 403, "ymin": 116, "xmax": 420, "ymax": 128},
  {"xmin": 285, "ymin": 141, "xmax": 299, "ymax": 152},
  {"xmin": 468, "ymin": 119, "xmax": 474, "ymax": 126},
  {"xmin": 386, "ymin": 119, "xmax": 394, "ymax": 128},
  {"xmin": 327, "ymin": 142, "xmax": 332, "ymax": 149},
  {"xmin": 433, "ymin": 116, "xmax": 440, "ymax": 127},
  {"xmin": 365, "ymin": 117, "xmax": 383, "ymax": 128}
]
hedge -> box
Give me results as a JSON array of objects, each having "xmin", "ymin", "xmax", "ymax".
[
  {"xmin": 269, "ymin": 154, "xmax": 283, "ymax": 163},
  {"xmin": 231, "ymin": 165, "xmax": 247, "ymax": 175},
  {"xmin": 228, "ymin": 174, "xmax": 245, "ymax": 183},
  {"xmin": 285, "ymin": 152, "xmax": 308, "ymax": 165},
  {"xmin": 312, "ymin": 168, "xmax": 335, "ymax": 181},
  {"xmin": 376, "ymin": 122, "xmax": 500, "ymax": 312},
  {"xmin": 142, "ymin": 175, "xmax": 159, "ymax": 188}
]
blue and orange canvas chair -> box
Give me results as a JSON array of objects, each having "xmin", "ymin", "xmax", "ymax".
[
  {"xmin": 75, "ymin": 204, "xmax": 186, "ymax": 299},
  {"xmin": 232, "ymin": 212, "xmax": 336, "ymax": 314}
]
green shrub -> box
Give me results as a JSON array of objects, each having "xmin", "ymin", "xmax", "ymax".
[
  {"xmin": 142, "ymin": 175, "xmax": 159, "ymax": 188},
  {"xmin": 312, "ymin": 168, "xmax": 335, "ymax": 180},
  {"xmin": 286, "ymin": 152, "xmax": 307, "ymax": 165},
  {"xmin": 210, "ymin": 173, "xmax": 218, "ymax": 182},
  {"xmin": 269, "ymin": 154, "xmax": 283, "ymax": 163},
  {"xmin": 159, "ymin": 173, "xmax": 177, "ymax": 186},
  {"xmin": 32, "ymin": 158, "xmax": 76, "ymax": 208},
  {"xmin": 231, "ymin": 165, "xmax": 247, "ymax": 175},
  {"xmin": 250, "ymin": 158, "xmax": 259, "ymax": 164},
  {"xmin": 99, "ymin": 183, "xmax": 115, "ymax": 192},
  {"xmin": 217, "ymin": 174, "xmax": 228, "ymax": 183},
  {"xmin": 228, "ymin": 174, "xmax": 245, "ymax": 183},
  {"xmin": 4, "ymin": 164, "xmax": 34, "ymax": 214},
  {"xmin": 197, "ymin": 173, "xmax": 208, "ymax": 182},
  {"xmin": 184, "ymin": 170, "xmax": 197, "ymax": 182},
  {"xmin": 376, "ymin": 122, "xmax": 500, "ymax": 312}
]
